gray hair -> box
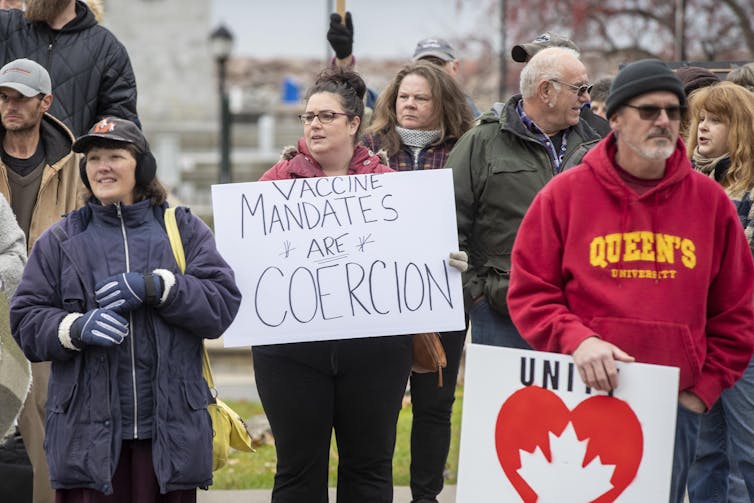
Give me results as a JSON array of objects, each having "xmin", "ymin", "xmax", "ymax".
[
  {"xmin": 520, "ymin": 47, "xmax": 581, "ymax": 99},
  {"xmin": 727, "ymin": 62, "xmax": 754, "ymax": 92}
]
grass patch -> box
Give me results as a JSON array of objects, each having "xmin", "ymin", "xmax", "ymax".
[{"xmin": 210, "ymin": 387, "xmax": 464, "ymax": 489}]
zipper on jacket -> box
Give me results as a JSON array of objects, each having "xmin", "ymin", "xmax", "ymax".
[
  {"xmin": 115, "ymin": 202, "xmax": 139, "ymax": 439},
  {"xmin": 47, "ymin": 36, "xmax": 55, "ymax": 68},
  {"xmin": 46, "ymin": 28, "xmax": 62, "ymax": 69}
]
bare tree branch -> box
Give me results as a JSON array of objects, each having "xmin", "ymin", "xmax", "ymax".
[{"xmin": 719, "ymin": 0, "xmax": 754, "ymax": 52}]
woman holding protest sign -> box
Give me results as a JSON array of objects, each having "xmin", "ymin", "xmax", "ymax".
[
  {"xmin": 10, "ymin": 117, "xmax": 242, "ymax": 501},
  {"xmin": 362, "ymin": 61, "xmax": 474, "ymax": 503},
  {"xmin": 255, "ymin": 67, "xmax": 411, "ymax": 503},
  {"xmin": 254, "ymin": 66, "xmax": 467, "ymax": 502}
]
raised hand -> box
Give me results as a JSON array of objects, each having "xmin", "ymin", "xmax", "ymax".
[{"xmin": 327, "ymin": 12, "xmax": 354, "ymax": 60}]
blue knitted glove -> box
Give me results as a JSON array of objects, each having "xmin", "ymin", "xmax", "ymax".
[
  {"xmin": 95, "ymin": 272, "xmax": 164, "ymax": 313},
  {"xmin": 71, "ymin": 309, "xmax": 129, "ymax": 348}
]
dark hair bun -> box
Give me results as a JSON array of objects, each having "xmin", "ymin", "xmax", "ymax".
[{"xmin": 314, "ymin": 67, "xmax": 366, "ymax": 101}]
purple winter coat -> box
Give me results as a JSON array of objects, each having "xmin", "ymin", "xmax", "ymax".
[{"xmin": 10, "ymin": 202, "xmax": 241, "ymax": 494}]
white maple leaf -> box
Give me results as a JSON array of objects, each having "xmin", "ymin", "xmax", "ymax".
[{"xmin": 517, "ymin": 423, "xmax": 616, "ymax": 503}]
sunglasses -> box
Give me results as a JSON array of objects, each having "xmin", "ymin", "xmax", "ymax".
[
  {"xmin": 298, "ymin": 111, "xmax": 350, "ymax": 125},
  {"xmin": 550, "ymin": 79, "xmax": 593, "ymax": 97},
  {"xmin": 623, "ymin": 104, "xmax": 685, "ymax": 121}
]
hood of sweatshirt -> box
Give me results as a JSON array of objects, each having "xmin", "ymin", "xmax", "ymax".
[{"xmin": 582, "ymin": 132, "xmax": 692, "ymax": 205}]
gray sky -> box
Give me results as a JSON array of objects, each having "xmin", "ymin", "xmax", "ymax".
[{"xmin": 211, "ymin": 0, "xmax": 483, "ymax": 59}]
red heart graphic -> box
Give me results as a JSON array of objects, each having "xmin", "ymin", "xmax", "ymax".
[{"xmin": 495, "ymin": 386, "xmax": 643, "ymax": 502}]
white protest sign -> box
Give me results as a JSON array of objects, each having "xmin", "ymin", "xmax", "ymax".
[
  {"xmin": 457, "ymin": 345, "xmax": 679, "ymax": 502},
  {"xmin": 211, "ymin": 169, "xmax": 465, "ymax": 346}
]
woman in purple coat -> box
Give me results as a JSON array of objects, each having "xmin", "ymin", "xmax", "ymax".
[{"xmin": 11, "ymin": 117, "xmax": 241, "ymax": 502}]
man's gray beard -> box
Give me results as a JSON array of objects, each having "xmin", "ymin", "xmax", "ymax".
[
  {"xmin": 624, "ymin": 135, "xmax": 676, "ymax": 161},
  {"xmin": 25, "ymin": 0, "xmax": 70, "ymax": 23},
  {"xmin": 633, "ymin": 142, "xmax": 675, "ymax": 161}
]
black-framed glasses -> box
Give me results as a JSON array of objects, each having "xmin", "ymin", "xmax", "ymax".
[
  {"xmin": 298, "ymin": 111, "xmax": 350, "ymax": 125},
  {"xmin": 550, "ymin": 79, "xmax": 593, "ymax": 97},
  {"xmin": 623, "ymin": 104, "xmax": 685, "ymax": 121}
]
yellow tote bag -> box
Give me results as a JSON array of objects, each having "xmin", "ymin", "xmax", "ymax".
[{"xmin": 165, "ymin": 208, "xmax": 254, "ymax": 471}]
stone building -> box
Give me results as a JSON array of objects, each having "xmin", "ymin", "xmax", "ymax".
[
  {"xmin": 102, "ymin": 0, "xmax": 290, "ymax": 213},
  {"xmin": 98, "ymin": 0, "xmax": 498, "ymax": 213}
]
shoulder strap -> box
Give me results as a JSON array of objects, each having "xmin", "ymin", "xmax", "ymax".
[
  {"xmin": 50, "ymin": 224, "xmax": 68, "ymax": 243},
  {"xmin": 164, "ymin": 207, "xmax": 186, "ymax": 273},
  {"xmin": 164, "ymin": 207, "xmax": 215, "ymax": 390}
]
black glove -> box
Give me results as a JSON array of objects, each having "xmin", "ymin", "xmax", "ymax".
[
  {"xmin": 327, "ymin": 12, "xmax": 353, "ymax": 60},
  {"xmin": 71, "ymin": 309, "xmax": 129, "ymax": 348}
]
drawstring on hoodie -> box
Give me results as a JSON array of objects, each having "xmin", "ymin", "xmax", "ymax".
[
  {"xmin": 616, "ymin": 193, "xmax": 630, "ymax": 289},
  {"xmin": 650, "ymin": 191, "xmax": 661, "ymax": 285},
  {"xmin": 620, "ymin": 189, "xmax": 665, "ymax": 286}
]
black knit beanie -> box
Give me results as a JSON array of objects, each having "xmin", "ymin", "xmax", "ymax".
[{"xmin": 605, "ymin": 59, "xmax": 685, "ymax": 119}]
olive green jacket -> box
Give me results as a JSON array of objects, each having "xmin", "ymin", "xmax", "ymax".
[{"xmin": 449, "ymin": 94, "xmax": 601, "ymax": 315}]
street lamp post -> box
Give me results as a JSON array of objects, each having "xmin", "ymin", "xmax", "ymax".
[
  {"xmin": 499, "ymin": 0, "xmax": 507, "ymax": 98},
  {"xmin": 210, "ymin": 24, "xmax": 234, "ymax": 184}
]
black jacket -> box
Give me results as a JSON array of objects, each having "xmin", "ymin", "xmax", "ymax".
[{"xmin": 0, "ymin": 1, "xmax": 139, "ymax": 136}]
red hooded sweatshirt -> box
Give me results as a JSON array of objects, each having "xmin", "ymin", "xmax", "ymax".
[{"xmin": 507, "ymin": 134, "xmax": 754, "ymax": 408}]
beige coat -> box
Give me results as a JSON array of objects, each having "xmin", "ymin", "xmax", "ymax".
[{"xmin": 0, "ymin": 113, "xmax": 85, "ymax": 251}]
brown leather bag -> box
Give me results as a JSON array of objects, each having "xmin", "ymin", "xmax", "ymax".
[{"xmin": 411, "ymin": 332, "xmax": 447, "ymax": 387}]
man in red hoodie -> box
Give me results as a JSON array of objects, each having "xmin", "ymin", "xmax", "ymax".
[{"xmin": 507, "ymin": 59, "xmax": 754, "ymax": 503}]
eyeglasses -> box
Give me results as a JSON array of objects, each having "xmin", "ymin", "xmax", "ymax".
[
  {"xmin": 550, "ymin": 79, "xmax": 593, "ymax": 97},
  {"xmin": 298, "ymin": 111, "xmax": 350, "ymax": 125},
  {"xmin": 623, "ymin": 104, "xmax": 685, "ymax": 121}
]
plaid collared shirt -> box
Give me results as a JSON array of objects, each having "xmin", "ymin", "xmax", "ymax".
[
  {"xmin": 516, "ymin": 99, "xmax": 571, "ymax": 175},
  {"xmin": 362, "ymin": 135, "xmax": 456, "ymax": 172}
]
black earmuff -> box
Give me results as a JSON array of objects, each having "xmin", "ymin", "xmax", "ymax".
[
  {"xmin": 79, "ymin": 155, "xmax": 90, "ymax": 189},
  {"xmin": 137, "ymin": 150, "xmax": 157, "ymax": 186}
]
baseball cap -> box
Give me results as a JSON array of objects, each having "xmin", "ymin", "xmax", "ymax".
[
  {"xmin": 0, "ymin": 58, "xmax": 51, "ymax": 97},
  {"xmin": 511, "ymin": 32, "xmax": 579, "ymax": 63},
  {"xmin": 412, "ymin": 38, "xmax": 457, "ymax": 62},
  {"xmin": 72, "ymin": 117, "xmax": 148, "ymax": 154}
]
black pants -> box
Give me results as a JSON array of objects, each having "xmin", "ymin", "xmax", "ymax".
[
  {"xmin": 409, "ymin": 328, "xmax": 467, "ymax": 503},
  {"xmin": 253, "ymin": 335, "xmax": 412, "ymax": 503}
]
